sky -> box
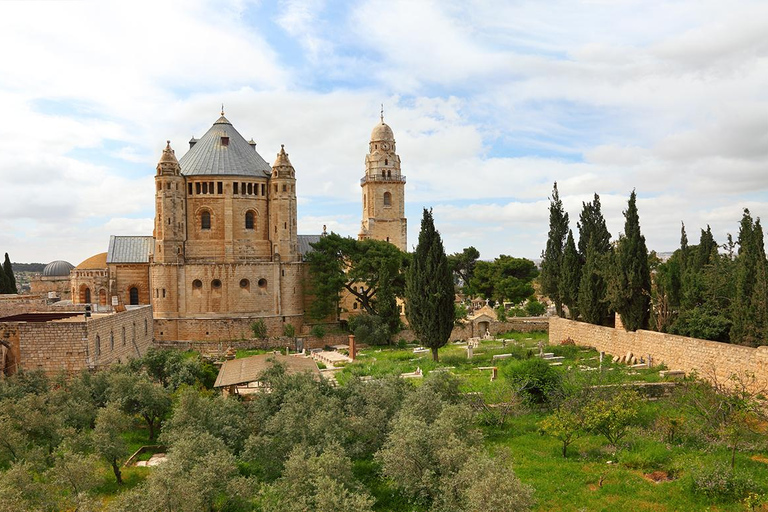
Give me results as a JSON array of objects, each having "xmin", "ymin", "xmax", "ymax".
[{"xmin": 1, "ymin": 0, "xmax": 767, "ymax": 265}]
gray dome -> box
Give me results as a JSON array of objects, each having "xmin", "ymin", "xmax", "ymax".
[{"xmin": 42, "ymin": 260, "xmax": 74, "ymax": 277}]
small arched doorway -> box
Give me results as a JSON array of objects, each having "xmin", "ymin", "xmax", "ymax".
[
  {"xmin": 129, "ymin": 287, "xmax": 139, "ymax": 306},
  {"xmin": 84, "ymin": 287, "xmax": 91, "ymax": 304}
]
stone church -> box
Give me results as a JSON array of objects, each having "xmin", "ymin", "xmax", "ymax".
[{"xmin": 67, "ymin": 110, "xmax": 407, "ymax": 341}]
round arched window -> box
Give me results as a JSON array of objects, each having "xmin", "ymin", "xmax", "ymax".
[
  {"xmin": 240, "ymin": 279, "xmax": 250, "ymax": 288},
  {"xmin": 201, "ymin": 211, "xmax": 211, "ymax": 230},
  {"xmin": 192, "ymin": 279, "xmax": 202, "ymax": 289},
  {"xmin": 258, "ymin": 278, "xmax": 267, "ymax": 288},
  {"xmin": 383, "ymin": 192, "xmax": 392, "ymax": 206},
  {"xmin": 212, "ymin": 279, "xmax": 222, "ymax": 289},
  {"xmin": 245, "ymin": 211, "xmax": 255, "ymax": 230}
]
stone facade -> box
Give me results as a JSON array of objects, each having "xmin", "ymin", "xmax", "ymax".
[
  {"xmin": 549, "ymin": 317, "xmax": 768, "ymax": 392},
  {"xmin": 0, "ymin": 306, "xmax": 153, "ymax": 376}
]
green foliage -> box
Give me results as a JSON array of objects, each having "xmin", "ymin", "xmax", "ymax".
[
  {"xmin": 2, "ymin": 253, "xmax": 17, "ymax": 294},
  {"xmin": 505, "ymin": 358, "xmax": 563, "ymax": 406},
  {"xmin": 608, "ymin": 191, "xmax": 651, "ymax": 331},
  {"xmin": 688, "ymin": 460, "xmax": 761, "ymax": 502},
  {"xmin": 454, "ymin": 302, "xmax": 469, "ymax": 325},
  {"xmin": 250, "ymin": 319, "xmax": 268, "ymax": 339},
  {"xmin": 129, "ymin": 348, "xmax": 214, "ymax": 390},
  {"xmin": 447, "ymin": 246, "xmax": 480, "ymax": 294},
  {"xmin": 310, "ymin": 324, "xmax": 326, "ymax": 339},
  {"xmin": 731, "ymin": 209, "xmax": 768, "ymax": 346},
  {"xmin": 108, "ymin": 373, "xmax": 171, "ymax": 440},
  {"xmin": 93, "ymin": 403, "xmax": 130, "ymax": 485},
  {"xmin": 540, "ymin": 182, "xmax": 569, "ymax": 317},
  {"xmin": 469, "ymin": 255, "xmax": 538, "ymax": 306},
  {"xmin": 306, "ymin": 233, "xmax": 407, "ymax": 323},
  {"xmin": 577, "ymin": 193, "xmax": 612, "ymax": 257},
  {"xmin": 582, "ymin": 389, "xmax": 639, "ymax": 447},
  {"xmin": 405, "ymin": 209, "xmax": 454, "ymax": 362},
  {"xmin": 283, "ymin": 323, "xmax": 296, "ymax": 338},
  {"xmin": 578, "ymin": 236, "xmax": 610, "ymax": 325},
  {"xmin": 494, "ymin": 304, "xmax": 507, "ymax": 322},
  {"xmin": 560, "ymin": 230, "xmax": 581, "ymax": 319},
  {"xmin": 348, "ymin": 314, "xmax": 391, "ymax": 346},
  {"xmin": 540, "ymin": 405, "xmax": 583, "ymax": 458},
  {"xmin": 525, "ymin": 299, "xmax": 546, "ymax": 317},
  {"xmin": 670, "ymin": 306, "xmax": 732, "ymax": 342}
]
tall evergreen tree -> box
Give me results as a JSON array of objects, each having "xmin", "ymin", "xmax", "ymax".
[
  {"xmin": 577, "ymin": 193, "xmax": 611, "ymax": 259},
  {"xmin": 405, "ymin": 209, "xmax": 454, "ymax": 362},
  {"xmin": 608, "ymin": 191, "xmax": 651, "ymax": 331},
  {"xmin": 560, "ymin": 230, "xmax": 581, "ymax": 319},
  {"xmin": 540, "ymin": 183, "xmax": 569, "ymax": 317},
  {"xmin": 731, "ymin": 210, "xmax": 768, "ymax": 346},
  {"xmin": 0, "ymin": 259, "xmax": 7, "ymax": 294},
  {"xmin": 2, "ymin": 253, "xmax": 17, "ymax": 294},
  {"xmin": 697, "ymin": 225, "xmax": 717, "ymax": 269},
  {"xmin": 679, "ymin": 222, "xmax": 689, "ymax": 273},
  {"xmin": 579, "ymin": 236, "xmax": 609, "ymax": 325}
]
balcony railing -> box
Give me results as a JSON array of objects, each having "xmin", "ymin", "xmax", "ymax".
[{"xmin": 360, "ymin": 174, "xmax": 406, "ymax": 185}]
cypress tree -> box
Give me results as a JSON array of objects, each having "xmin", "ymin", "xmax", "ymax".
[
  {"xmin": 560, "ymin": 230, "xmax": 581, "ymax": 319},
  {"xmin": 577, "ymin": 193, "xmax": 611, "ymax": 259},
  {"xmin": 731, "ymin": 210, "xmax": 768, "ymax": 346},
  {"xmin": 0, "ymin": 260, "xmax": 7, "ymax": 294},
  {"xmin": 405, "ymin": 209, "xmax": 454, "ymax": 362},
  {"xmin": 579, "ymin": 236, "xmax": 609, "ymax": 325},
  {"xmin": 540, "ymin": 183, "xmax": 569, "ymax": 317},
  {"xmin": 2, "ymin": 253, "xmax": 17, "ymax": 294},
  {"xmin": 608, "ymin": 191, "xmax": 651, "ymax": 331},
  {"xmin": 679, "ymin": 222, "xmax": 689, "ymax": 273}
]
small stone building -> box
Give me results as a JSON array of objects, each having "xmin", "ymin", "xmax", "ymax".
[
  {"xmin": 29, "ymin": 260, "xmax": 75, "ymax": 299},
  {"xmin": 214, "ymin": 353, "xmax": 320, "ymax": 396}
]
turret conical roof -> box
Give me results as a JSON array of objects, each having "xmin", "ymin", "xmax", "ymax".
[{"xmin": 178, "ymin": 114, "xmax": 271, "ymax": 177}]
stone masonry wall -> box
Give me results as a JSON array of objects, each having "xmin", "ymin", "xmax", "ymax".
[
  {"xmin": 549, "ymin": 317, "xmax": 768, "ymax": 392},
  {"xmin": 11, "ymin": 306, "xmax": 154, "ymax": 376}
]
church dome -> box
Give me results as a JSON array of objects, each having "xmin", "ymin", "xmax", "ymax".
[
  {"xmin": 42, "ymin": 260, "xmax": 74, "ymax": 276},
  {"xmin": 76, "ymin": 253, "xmax": 107, "ymax": 269},
  {"xmin": 371, "ymin": 121, "xmax": 394, "ymax": 142}
]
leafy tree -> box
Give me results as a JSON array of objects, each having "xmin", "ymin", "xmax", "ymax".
[
  {"xmin": 405, "ymin": 209, "xmax": 454, "ymax": 362},
  {"xmin": 109, "ymin": 373, "xmax": 171, "ymax": 440},
  {"xmin": 525, "ymin": 299, "xmax": 546, "ymax": 316},
  {"xmin": 504, "ymin": 358, "xmax": 563, "ymax": 406},
  {"xmin": 251, "ymin": 319, "xmax": 268, "ymax": 339},
  {"xmin": 306, "ymin": 233, "xmax": 407, "ymax": 321},
  {"xmin": 540, "ymin": 182, "xmax": 569, "ymax": 317},
  {"xmin": 130, "ymin": 348, "xmax": 213, "ymax": 390},
  {"xmin": 560, "ymin": 230, "xmax": 581, "ymax": 319},
  {"xmin": 540, "ymin": 404, "xmax": 583, "ymax": 458},
  {"xmin": 469, "ymin": 255, "xmax": 538, "ymax": 307},
  {"xmin": 283, "ymin": 323, "xmax": 296, "ymax": 338},
  {"xmin": 260, "ymin": 444, "xmax": 374, "ymax": 512},
  {"xmin": 2, "ymin": 254, "xmax": 16, "ymax": 294},
  {"xmin": 92, "ymin": 402, "xmax": 130, "ymax": 485},
  {"xmin": 454, "ymin": 302, "xmax": 469, "ymax": 325},
  {"xmin": 582, "ymin": 389, "xmax": 639, "ymax": 447},
  {"xmin": 578, "ymin": 236, "xmax": 609, "ymax": 325},
  {"xmin": 452, "ymin": 451, "xmax": 535, "ymax": 512},
  {"xmin": 608, "ymin": 191, "xmax": 651, "ymax": 331},
  {"xmin": 348, "ymin": 314, "xmax": 391, "ymax": 346},
  {"xmin": 447, "ymin": 246, "xmax": 480, "ymax": 294},
  {"xmin": 376, "ymin": 264, "xmax": 402, "ymax": 339}
]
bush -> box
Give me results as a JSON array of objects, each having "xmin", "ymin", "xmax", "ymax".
[
  {"xmin": 251, "ymin": 320, "xmax": 268, "ymax": 339},
  {"xmin": 525, "ymin": 299, "xmax": 546, "ymax": 316},
  {"xmin": 310, "ymin": 325, "xmax": 326, "ymax": 339},
  {"xmin": 689, "ymin": 460, "xmax": 761, "ymax": 502},
  {"xmin": 504, "ymin": 358, "xmax": 563, "ymax": 406},
  {"xmin": 348, "ymin": 314, "xmax": 391, "ymax": 345},
  {"xmin": 283, "ymin": 324, "xmax": 295, "ymax": 338}
]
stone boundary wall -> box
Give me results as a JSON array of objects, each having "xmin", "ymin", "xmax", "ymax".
[
  {"xmin": 2, "ymin": 306, "xmax": 154, "ymax": 376},
  {"xmin": 0, "ymin": 294, "xmax": 87, "ymax": 318},
  {"xmin": 549, "ymin": 317, "xmax": 768, "ymax": 392}
]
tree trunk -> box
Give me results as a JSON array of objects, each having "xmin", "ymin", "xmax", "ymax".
[
  {"xmin": 145, "ymin": 415, "xmax": 155, "ymax": 441},
  {"xmin": 562, "ymin": 441, "xmax": 567, "ymax": 458},
  {"xmin": 111, "ymin": 459, "xmax": 123, "ymax": 485},
  {"xmin": 431, "ymin": 347, "xmax": 439, "ymax": 362}
]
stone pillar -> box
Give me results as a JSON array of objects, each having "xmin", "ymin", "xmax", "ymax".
[{"xmin": 348, "ymin": 334, "xmax": 356, "ymax": 360}]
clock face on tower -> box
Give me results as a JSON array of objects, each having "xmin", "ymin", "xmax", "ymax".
[{"xmin": 381, "ymin": 143, "xmax": 389, "ymax": 151}]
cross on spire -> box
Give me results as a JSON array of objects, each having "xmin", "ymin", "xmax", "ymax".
[
  {"xmin": 380, "ymin": 104, "xmax": 384, "ymax": 122},
  {"xmin": 221, "ymin": 103, "xmax": 225, "ymax": 116}
]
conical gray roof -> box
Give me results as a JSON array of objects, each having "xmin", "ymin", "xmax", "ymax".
[{"xmin": 179, "ymin": 115, "xmax": 271, "ymax": 177}]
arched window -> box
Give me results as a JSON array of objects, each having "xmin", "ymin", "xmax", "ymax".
[
  {"xmin": 201, "ymin": 211, "xmax": 211, "ymax": 230},
  {"xmin": 85, "ymin": 288, "xmax": 91, "ymax": 303},
  {"xmin": 192, "ymin": 279, "xmax": 202, "ymax": 289},
  {"xmin": 129, "ymin": 287, "xmax": 139, "ymax": 305},
  {"xmin": 95, "ymin": 335, "xmax": 101, "ymax": 357},
  {"xmin": 385, "ymin": 159, "xmax": 388, "ymax": 165},
  {"xmin": 144, "ymin": 318, "xmax": 148, "ymax": 335},
  {"xmin": 122, "ymin": 327, "xmax": 126, "ymax": 346},
  {"xmin": 110, "ymin": 331, "xmax": 114, "ymax": 351},
  {"xmin": 383, "ymin": 192, "xmax": 392, "ymax": 207},
  {"xmin": 245, "ymin": 211, "xmax": 255, "ymax": 230}
]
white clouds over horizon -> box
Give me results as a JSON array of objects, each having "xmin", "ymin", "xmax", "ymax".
[{"xmin": 0, "ymin": 0, "xmax": 767, "ymax": 264}]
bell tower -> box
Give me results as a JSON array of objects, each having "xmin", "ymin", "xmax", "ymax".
[
  {"xmin": 154, "ymin": 141, "xmax": 186, "ymax": 263},
  {"xmin": 268, "ymin": 145, "xmax": 299, "ymax": 261},
  {"xmin": 359, "ymin": 111, "xmax": 407, "ymax": 251}
]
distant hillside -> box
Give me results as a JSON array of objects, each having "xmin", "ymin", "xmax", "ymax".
[{"xmin": 12, "ymin": 262, "xmax": 46, "ymax": 273}]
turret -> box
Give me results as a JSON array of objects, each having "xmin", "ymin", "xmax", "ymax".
[
  {"xmin": 154, "ymin": 141, "xmax": 186, "ymax": 263},
  {"xmin": 268, "ymin": 145, "xmax": 299, "ymax": 261}
]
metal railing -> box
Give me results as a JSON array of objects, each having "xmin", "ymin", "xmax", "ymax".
[{"xmin": 360, "ymin": 174, "xmax": 406, "ymax": 185}]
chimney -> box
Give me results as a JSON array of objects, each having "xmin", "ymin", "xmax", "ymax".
[{"xmin": 189, "ymin": 137, "xmax": 198, "ymax": 149}]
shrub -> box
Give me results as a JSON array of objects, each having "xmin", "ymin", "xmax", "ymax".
[
  {"xmin": 689, "ymin": 460, "xmax": 761, "ymax": 502},
  {"xmin": 283, "ymin": 324, "xmax": 295, "ymax": 338},
  {"xmin": 504, "ymin": 358, "xmax": 563, "ymax": 406},
  {"xmin": 525, "ymin": 299, "xmax": 546, "ymax": 316},
  {"xmin": 348, "ymin": 314, "xmax": 391, "ymax": 345},
  {"xmin": 310, "ymin": 325, "xmax": 326, "ymax": 339},
  {"xmin": 251, "ymin": 320, "xmax": 267, "ymax": 339}
]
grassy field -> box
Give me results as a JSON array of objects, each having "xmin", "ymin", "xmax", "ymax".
[{"xmin": 337, "ymin": 332, "xmax": 768, "ymax": 512}]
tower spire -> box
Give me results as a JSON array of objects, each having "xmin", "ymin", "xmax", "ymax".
[
  {"xmin": 380, "ymin": 103, "xmax": 384, "ymax": 122},
  {"xmin": 221, "ymin": 103, "xmax": 225, "ymax": 116}
]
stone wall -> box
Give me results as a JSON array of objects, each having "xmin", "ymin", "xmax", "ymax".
[
  {"xmin": 154, "ymin": 313, "xmax": 303, "ymax": 342},
  {"xmin": 549, "ymin": 317, "xmax": 768, "ymax": 392},
  {"xmin": 1, "ymin": 306, "xmax": 153, "ymax": 376},
  {"xmin": 0, "ymin": 294, "xmax": 86, "ymax": 318}
]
